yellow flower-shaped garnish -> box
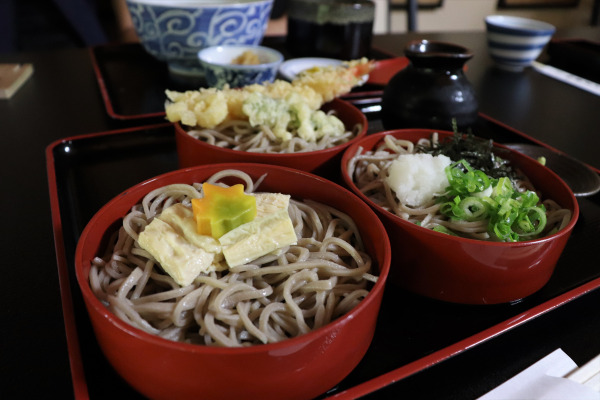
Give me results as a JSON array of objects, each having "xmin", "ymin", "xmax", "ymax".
[{"xmin": 191, "ymin": 183, "xmax": 257, "ymax": 239}]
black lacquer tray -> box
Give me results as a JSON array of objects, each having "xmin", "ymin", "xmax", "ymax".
[
  {"xmin": 47, "ymin": 113, "xmax": 600, "ymax": 399},
  {"xmin": 89, "ymin": 40, "xmax": 393, "ymax": 121}
]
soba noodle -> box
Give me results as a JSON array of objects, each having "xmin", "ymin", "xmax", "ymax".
[
  {"xmin": 89, "ymin": 170, "xmax": 377, "ymax": 347},
  {"xmin": 347, "ymin": 133, "xmax": 572, "ymax": 241},
  {"xmin": 186, "ymin": 117, "xmax": 360, "ymax": 154}
]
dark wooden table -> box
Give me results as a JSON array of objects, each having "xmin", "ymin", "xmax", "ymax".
[{"xmin": 1, "ymin": 27, "xmax": 599, "ymax": 399}]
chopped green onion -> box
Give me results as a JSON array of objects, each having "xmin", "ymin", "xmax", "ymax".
[
  {"xmin": 537, "ymin": 156, "xmax": 546, "ymax": 166},
  {"xmin": 444, "ymin": 160, "xmax": 491, "ymax": 197},
  {"xmin": 433, "ymin": 225, "xmax": 459, "ymax": 236},
  {"xmin": 438, "ymin": 159, "xmax": 548, "ymax": 242},
  {"xmin": 515, "ymin": 206, "xmax": 547, "ymax": 237},
  {"xmin": 441, "ymin": 196, "xmax": 489, "ymax": 221}
]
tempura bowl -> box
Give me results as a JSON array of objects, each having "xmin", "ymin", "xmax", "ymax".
[
  {"xmin": 341, "ymin": 129, "xmax": 579, "ymax": 305},
  {"xmin": 75, "ymin": 163, "xmax": 391, "ymax": 400},
  {"xmin": 175, "ymin": 98, "xmax": 368, "ymax": 180},
  {"xmin": 126, "ymin": 0, "xmax": 274, "ymax": 77}
]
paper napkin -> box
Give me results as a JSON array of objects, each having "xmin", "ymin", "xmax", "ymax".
[{"xmin": 478, "ymin": 349, "xmax": 599, "ymax": 400}]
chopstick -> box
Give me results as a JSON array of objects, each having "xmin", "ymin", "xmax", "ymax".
[
  {"xmin": 340, "ymin": 90, "xmax": 383, "ymax": 100},
  {"xmin": 532, "ymin": 61, "xmax": 600, "ymax": 97},
  {"xmin": 565, "ymin": 353, "xmax": 600, "ymax": 391},
  {"xmin": 341, "ymin": 90, "xmax": 383, "ymax": 114}
]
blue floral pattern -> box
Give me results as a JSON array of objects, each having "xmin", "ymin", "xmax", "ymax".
[
  {"xmin": 204, "ymin": 64, "xmax": 278, "ymax": 88},
  {"xmin": 127, "ymin": 1, "xmax": 273, "ymax": 75}
]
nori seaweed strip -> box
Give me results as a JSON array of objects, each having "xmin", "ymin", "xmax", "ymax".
[{"xmin": 416, "ymin": 126, "xmax": 517, "ymax": 180}]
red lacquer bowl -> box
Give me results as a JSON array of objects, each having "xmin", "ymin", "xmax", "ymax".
[
  {"xmin": 341, "ymin": 129, "xmax": 579, "ymax": 305},
  {"xmin": 75, "ymin": 163, "xmax": 390, "ymax": 400},
  {"xmin": 175, "ymin": 98, "xmax": 368, "ymax": 179}
]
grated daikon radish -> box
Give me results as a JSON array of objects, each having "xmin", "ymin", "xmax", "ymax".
[{"xmin": 385, "ymin": 153, "xmax": 451, "ymax": 207}]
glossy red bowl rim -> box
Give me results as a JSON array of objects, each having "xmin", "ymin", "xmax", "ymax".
[
  {"xmin": 75, "ymin": 162, "xmax": 391, "ymax": 355},
  {"xmin": 341, "ymin": 129, "xmax": 580, "ymax": 247},
  {"xmin": 174, "ymin": 98, "xmax": 368, "ymax": 160}
]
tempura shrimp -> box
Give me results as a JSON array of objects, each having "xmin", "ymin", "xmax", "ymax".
[{"xmin": 292, "ymin": 58, "xmax": 374, "ymax": 103}]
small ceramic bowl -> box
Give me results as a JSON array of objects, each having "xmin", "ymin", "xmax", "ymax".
[
  {"xmin": 341, "ymin": 129, "xmax": 579, "ymax": 305},
  {"xmin": 75, "ymin": 163, "xmax": 391, "ymax": 400},
  {"xmin": 175, "ymin": 98, "xmax": 368, "ymax": 179},
  {"xmin": 485, "ymin": 15, "xmax": 556, "ymax": 71},
  {"xmin": 126, "ymin": 0, "xmax": 274, "ymax": 77},
  {"xmin": 199, "ymin": 45, "xmax": 284, "ymax": 88}
]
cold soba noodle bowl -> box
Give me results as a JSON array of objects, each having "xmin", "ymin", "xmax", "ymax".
[
  {"xmin": 347, "ymin": 131, "xmax": 572, "ymax": 242},
  {"xmin": 76, "ymin": 164, "xmax": 390, "ymax": 399},
  {"xmin": 88, "ymin": 169, "xmax": 378, "ymax": 346},
  {"xmin": 166, "ymin": 59, "xmax": 373, "ymax": 155},
  {"xmin": 342, "ymin": 129, "xmax": 578, "ymax": 304}
]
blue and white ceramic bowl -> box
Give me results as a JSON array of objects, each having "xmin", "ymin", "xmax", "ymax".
[
  {"xmin": 199, "ymin": 45, "xmax": 283, "ymax": 88},
  {"xmin": 126, "ymin": 0, "xmax": 274, "ymax": 77},
  {"xmin": 485, "ymin": 15, "xmax": 555, "ymax": 72}
]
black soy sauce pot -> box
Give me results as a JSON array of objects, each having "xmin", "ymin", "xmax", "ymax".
[{"xmin": 381, "ymin": 39, "xmax": 479, "ymax": 131}]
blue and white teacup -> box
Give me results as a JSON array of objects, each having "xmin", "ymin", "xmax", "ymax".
[{"xmin": 485, "ymin": 15, "xmax": 555, "ymax": 72}]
